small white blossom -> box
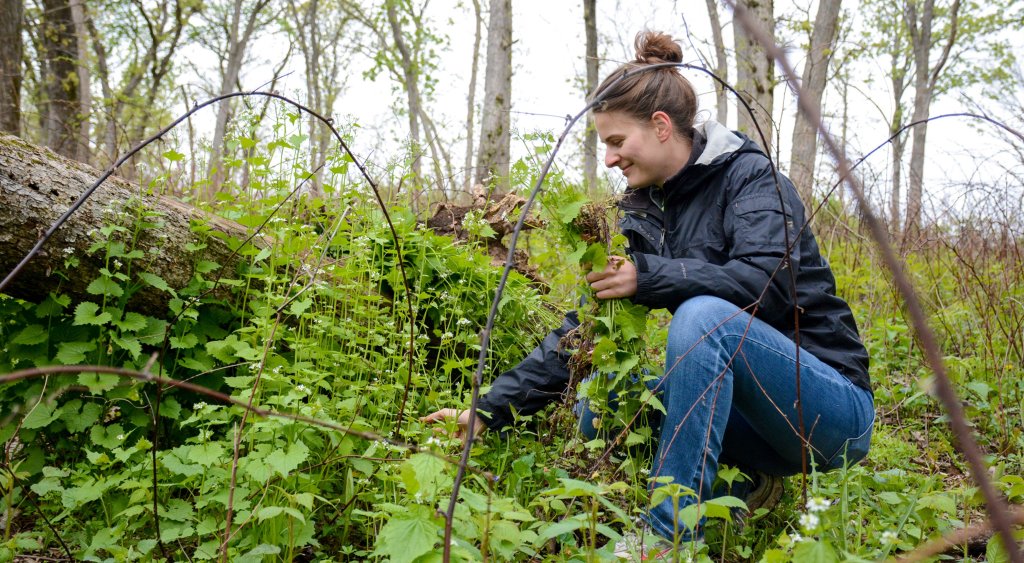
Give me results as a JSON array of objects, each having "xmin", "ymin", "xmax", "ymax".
[
  {"xmin": 193, "ymin": 402, "xmax": 207, "ymax": 410},
  {"xmin": 881, "ymin": 530, "xmax": 898, "ymax": 544},
  {"xmin": 117, "ymin": 434, "xmax": 125, "ymax": 441},
  {"xmin": 442, "ymin": 332, "xmax": 454, "ymax": 339},
  {"xmin": 113, "ymin": 259, "xmax": 123, "ymax": 270},
  {"xmin": 457, "ymin": 318, "xmax": 471, "ymax": 326},
  {"xmin": 791, "ymin": 532, "xmax": 803, "ymax": 543},
  {"xmin": 806, "ymin": 496, "xmax": 830, "ymax": 513},
  {"xmin": 296, "ymin": 384, "xmax": 309, "ymax": 393},
  {"xmin": 799, "ymin": 513, "xmax": 820, "ymax": 530}
]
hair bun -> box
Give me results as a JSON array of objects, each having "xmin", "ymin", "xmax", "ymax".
[{"xmin": 634, "ymin": 30, "xmax": 683, "ymax": 65}]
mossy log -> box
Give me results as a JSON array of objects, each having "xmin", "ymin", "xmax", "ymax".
[{"xmin": 0, "ymin": 134, "xmax": 261, "ymax": 315}]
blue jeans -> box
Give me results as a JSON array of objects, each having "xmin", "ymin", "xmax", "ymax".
[{"xmin": 578, "ymin": 296, "xmax": 874, "ymax": 541}]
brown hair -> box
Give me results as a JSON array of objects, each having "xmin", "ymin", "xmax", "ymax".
[{"xmin": 592, "ymin": 31, "xmax": 698, "ymax": 142}]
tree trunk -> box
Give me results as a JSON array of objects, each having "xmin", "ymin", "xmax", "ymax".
[
  {"xmin": 789, "ymin": 0, "xmax": 841, "ymax": 204},
  {"xmin": 386, "ymin": 1, "xmax": 423, "ymax": 184},
  {"xmin": 704, "ymin": 0, "xmax": 729, "ymax": 125},
  {"xmin": 70, "ymin": 0, "xmax": 91, "ymax": 165},
  {"xmin": 207, "ymin": 0, "xmax": 271, "ymax": 198},
  {"xmin": 0, "ymin": 134, "xmax": 262, "ymax": 315},
  {"xmin": 905, "ymin": 0, "xmax": 961, "ymax": 235},
  {"xmin": 733, "ymin": 0, "xmax": 775, "ymax": 154},
  {"xmin": 40, "ymin": 0, "xmax": 81, "ymax": 160},
  {"xmin": 474, "ymin": 0, "xmax": 512, "ymax": 194},
  {"xmin": 0, "ymin": 0, "xmax": 23, "ymax": 135},
  {"xmin": 583, "ymin": 0, "xmax": 598, "ymax": 196},
  {"xmin": 464, "ymin": 0, "xmax": 482, "ymax": 192}
]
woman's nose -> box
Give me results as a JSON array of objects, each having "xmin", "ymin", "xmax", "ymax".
[{"xmin": 604, "ymin": 149, "xmax": 619, "ymax": 168}]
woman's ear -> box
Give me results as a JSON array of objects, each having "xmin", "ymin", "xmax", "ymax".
[{"xmin": 651, "ymin": 111, "xmax": 674, "ymax": 142}]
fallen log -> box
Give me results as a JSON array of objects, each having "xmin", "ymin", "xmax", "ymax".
[{"xmin": 0, "ymin": 134, "xmax": 262, "ymax": 315}]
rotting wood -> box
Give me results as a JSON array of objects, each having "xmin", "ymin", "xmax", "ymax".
[{"xmin": 0, "ymin": 134, "xmax": 265, "ymax": 315}]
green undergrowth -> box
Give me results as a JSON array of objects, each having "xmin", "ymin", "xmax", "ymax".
[{"xmin": 1, "ymin": 116, "xmax": 1024, "ymax": 561}]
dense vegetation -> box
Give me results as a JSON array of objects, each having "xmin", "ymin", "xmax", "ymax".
[{"xmin": 1, "ymin": 111, "xmax": 1024, "ymax": 562}]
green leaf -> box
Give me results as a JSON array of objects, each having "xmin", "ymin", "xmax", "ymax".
[
  {"xmin": 113, "ymin": 312, "xmax": 148, "ymax": 332},
  {"xmin": 264, "ymin": 441, "xmax": 309, "ymax": 478},
  {"xmin": 191, "ymin": 443, "xmax": 225, "ymax": 468},
  {"xmin": 12, "ymin": 324, "xmax": 48, "ymax": 345},
  {"xmin": 536, "ymin": 517, "xmax": 587, "ymax": 542},
  {"xmin": 57, "ymin": 341, "xmax": 97, "ymax": 364},
  {"xmin": 91, "ymin": 424, "xmax": 125, "ymax": 450},
  {"xmin": 792, "ymin": 539, "xmax": 839, "ymax": 563},
  {"xmin": 113, "ymin": 335, "xmax": 142, "ymax": 359},
  {"xmin": 63, "ymin": 401, "xmax": 102, "ymax": 433},
  {"xmin": 139, "ymin": 272, "xmax": 174, "ymax": 294},
  {"xmin": 87, "ymin": 275, "xmax": 124, "ymax": 297},
  {"xmin": 73, "ymin": 302, "xmax": 112, "ymax": 326},
  {"xmin": 373, "ymin": 505, "xmax": 440, "ymax": 563},
  {"xmin": 400, "ymin": 453, "xmax": 447, "ymax": 499},
  {"xmin": 257, "ymin": 506, "xmax": 305, "ymax": 524},
  {"xmin": 163, "ymin": 149, "xmax": 185, "ymax": 162},
  {"xmin": 22, "ymin": 401, "xmax": 60, "ymax": 429},
  {"xmin": 917, "ymin": 493, "xmax": 957, "ymax": 514},
  {"xmin": 78, "ymin": 371, "xmax": 119, "ymax": 393}
]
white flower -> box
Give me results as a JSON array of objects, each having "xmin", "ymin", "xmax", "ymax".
[
  {"xmin": 442, "ymin": 332, "xmax": 454, "ymax": 339},
  {"xmin": 193, "ymin": 402, "xmax": 207, "ymax": 410},
  {"xmin": 881, "ymin": 530, "xmax": 898, "ymax": 544},
  {"xmin": 457, "ymin": 318, "xmax": 471, "ymax": 326},
  {"xmin": 799, "ymin": 512, "xmax": 820, "ymax": 530},
  {"xmin": 806, "ymin": 496, "xmax": 830, "ymax": 513},
  {"xmin": 791, "ymin": 532, "xmax": 803, "ymax": 543},
  {"xmin": 296, "ymin": 384, "xmax": 309, "ymax": 393},
  {"xmin": 117, "ymin": 434, "xmax": 125, "ymax": 441}
]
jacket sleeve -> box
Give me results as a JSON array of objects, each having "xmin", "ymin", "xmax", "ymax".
[
  {"xmin": 475, "ymin": 311, "xmax": 579, "ymax": 433},
  {"xmin": 630, "ymin": 157, "xmax": 803, "ymax": 325}
]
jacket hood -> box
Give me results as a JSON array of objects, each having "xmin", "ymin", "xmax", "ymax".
[{"xmin": 694, "ymin": 120, "xmax": 748, "ymax": 166}]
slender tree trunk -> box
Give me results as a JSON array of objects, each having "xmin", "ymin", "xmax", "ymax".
[
  {"xmin": 704, "ymin": 0, "xmax": 729, "ymax": 125},
  {"xmin": 733, "ymin": 0, "xmax": 775, "ymax": 154},
  {"xmin": 386, "ymin": 1, "xmax": 423, "ymax": 184},
  {"xmin": 0, "ymin": 0, "xmax": 23, "ymax": 135},
  {"xmin": 70, "ymin": 0, "xmax": 91, "ymax": 165},
  {"xmin": 207, "ymin": 0, "xmax": 269, "ymax": 197},
  {"xmin": 474, "ymin": 0, "xmax": 512, "ymax": 194},
  {"xmin": 583, "ymin": 0, "xmax": 598, "ymax": 196},
  {"xmin": 40, "ymin": 0, "xmax": 81, "ymax": 159},
  {"xmin": 82, "ymin": 5, "xmax": 116, "ymax": 166},
  {"xmin": 905, "ymin": 0, "xmax": 960, "ymax": 235},
  {"xmin": 789, "ymin": 0, "xmax": 841, "ymax": 204},
  {"xmin": 464, "ymin": 0, "xmax": 482, "ymax": 192}
]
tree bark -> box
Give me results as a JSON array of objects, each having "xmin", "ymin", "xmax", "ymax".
[
  {"xmin": 583, "ymin": 0, "xmax": 598, "ymax": 196},
  {"xmin": 464, "ymin": 0, "xmax": 482, "ymax": 192},
  {"xmin": 704, "ymin": 0, "xmax": 729, "ymax": 125},
  {"xmin": 905, "ymin": 0, "xmax": 961, "ymax": 235},
  {"xmin": 733, "ymin": 0, "xmax": 775, "ymax": 154},
  {"xmin": 474, "ymin": 0, "xmax": 512, "ymax": 194},
  {"xmin": 0, "ymin": 134, "xmax": 262, "ymax": 315},
  {"xmin": 0, "ymin": 0, "xmax": 23, "ymax": 135},
  {"xmin": 40, "ymin": 0, "xmax": 81, "ymax": 160},
  {"xmin": 789, "ymin": 0, "xmax": 841, "ymax": 204},
  {"xmin": 386, "ymin": 1, "xmax": 423, "ymax": 184}
]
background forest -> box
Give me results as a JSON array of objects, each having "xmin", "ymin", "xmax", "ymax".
[{"xmin": 2, "ymin": 0, "xmax": 1024, "ymax": 561}]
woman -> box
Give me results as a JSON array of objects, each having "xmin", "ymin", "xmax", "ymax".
[{"xmin": 423, "ymin": 30, "xmax": 873, "ymax": 554}]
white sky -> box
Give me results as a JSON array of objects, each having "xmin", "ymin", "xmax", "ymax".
[{"xmin": 189, "ymin": 0, "xmax": 1023, "ymax": 218}]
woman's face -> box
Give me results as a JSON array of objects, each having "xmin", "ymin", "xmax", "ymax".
[{"xmin": 594, "ymin": 110, "xmax": 680, "ymax": 188}]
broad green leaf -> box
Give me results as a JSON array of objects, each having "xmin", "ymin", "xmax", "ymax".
[
  {"xmin": 113, "ymin": 335, "xmax": 142, "ymax": 359},
  {"xmin": 265, "ymin": 441, "xmax": 309, "ymax": 478},
  {"xmin": 78, "ymin": 371, "xmax": 119, "ymax": 393},
  {"xmin": 163, "ymin": 149, "xmax": 185, "ymax": 161},
  {"xmin": 400, "ymin": 453, "xmax": 447, "ymax": 499},
  {"xmin": 139, "ymin": 272, "xmax": 173, "ymax": 294},
  {"xmin": 792, "ymin": 539, "xmax": 839, "ymax": 563},
  {"xmin": 113, "ymin": 311, "xmax": 148, "ymax": 332},
  {"xmin": 87, "ymin": 275, "xmax": 124, "ymax": 297},
  {"xmin": 191, "ymin": 443, "xmax": 225, "ymax": 468},
  {"xmin": 63, "ymin": 401, "xmax": 102, "ymax": 433},
  {"xmin": 12, "ymin": 324, "xmax": 48, "ymax": 345},
  {"xmin": 22, "ymin": 401, "xmax": 60, "ymax": 429},
  {"xmin": 536, "ymin": 517, "xmax": 587, "ymax": 542},
  {"xmin": 373, "ymin": 505, "xmax": 440, "ymax": 563},
  {"xmin": 73, "ymin": 302, "xmax": 112, "ymax": 326},
  {"xmin": 57, "ymin": 341, "xmax": 97, "ymax": 364}
]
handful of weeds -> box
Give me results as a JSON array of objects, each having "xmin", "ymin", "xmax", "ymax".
[{"xmin": 555, "ymin": 199, "xmax": 661, "ymax": 446}]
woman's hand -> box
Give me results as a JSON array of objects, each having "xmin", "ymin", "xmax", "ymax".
[
  {"xmin": 585, "ymin": 256, "xmax": 637, "ymax": 299},
  {"xmin": 419, "ymin": 408, "xmax": 487, "ymax": 443}
]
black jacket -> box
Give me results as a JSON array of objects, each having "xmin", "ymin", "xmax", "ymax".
[{"xmin": 477, "ymin": 121, "xmax": 870, "ymax": 432}]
